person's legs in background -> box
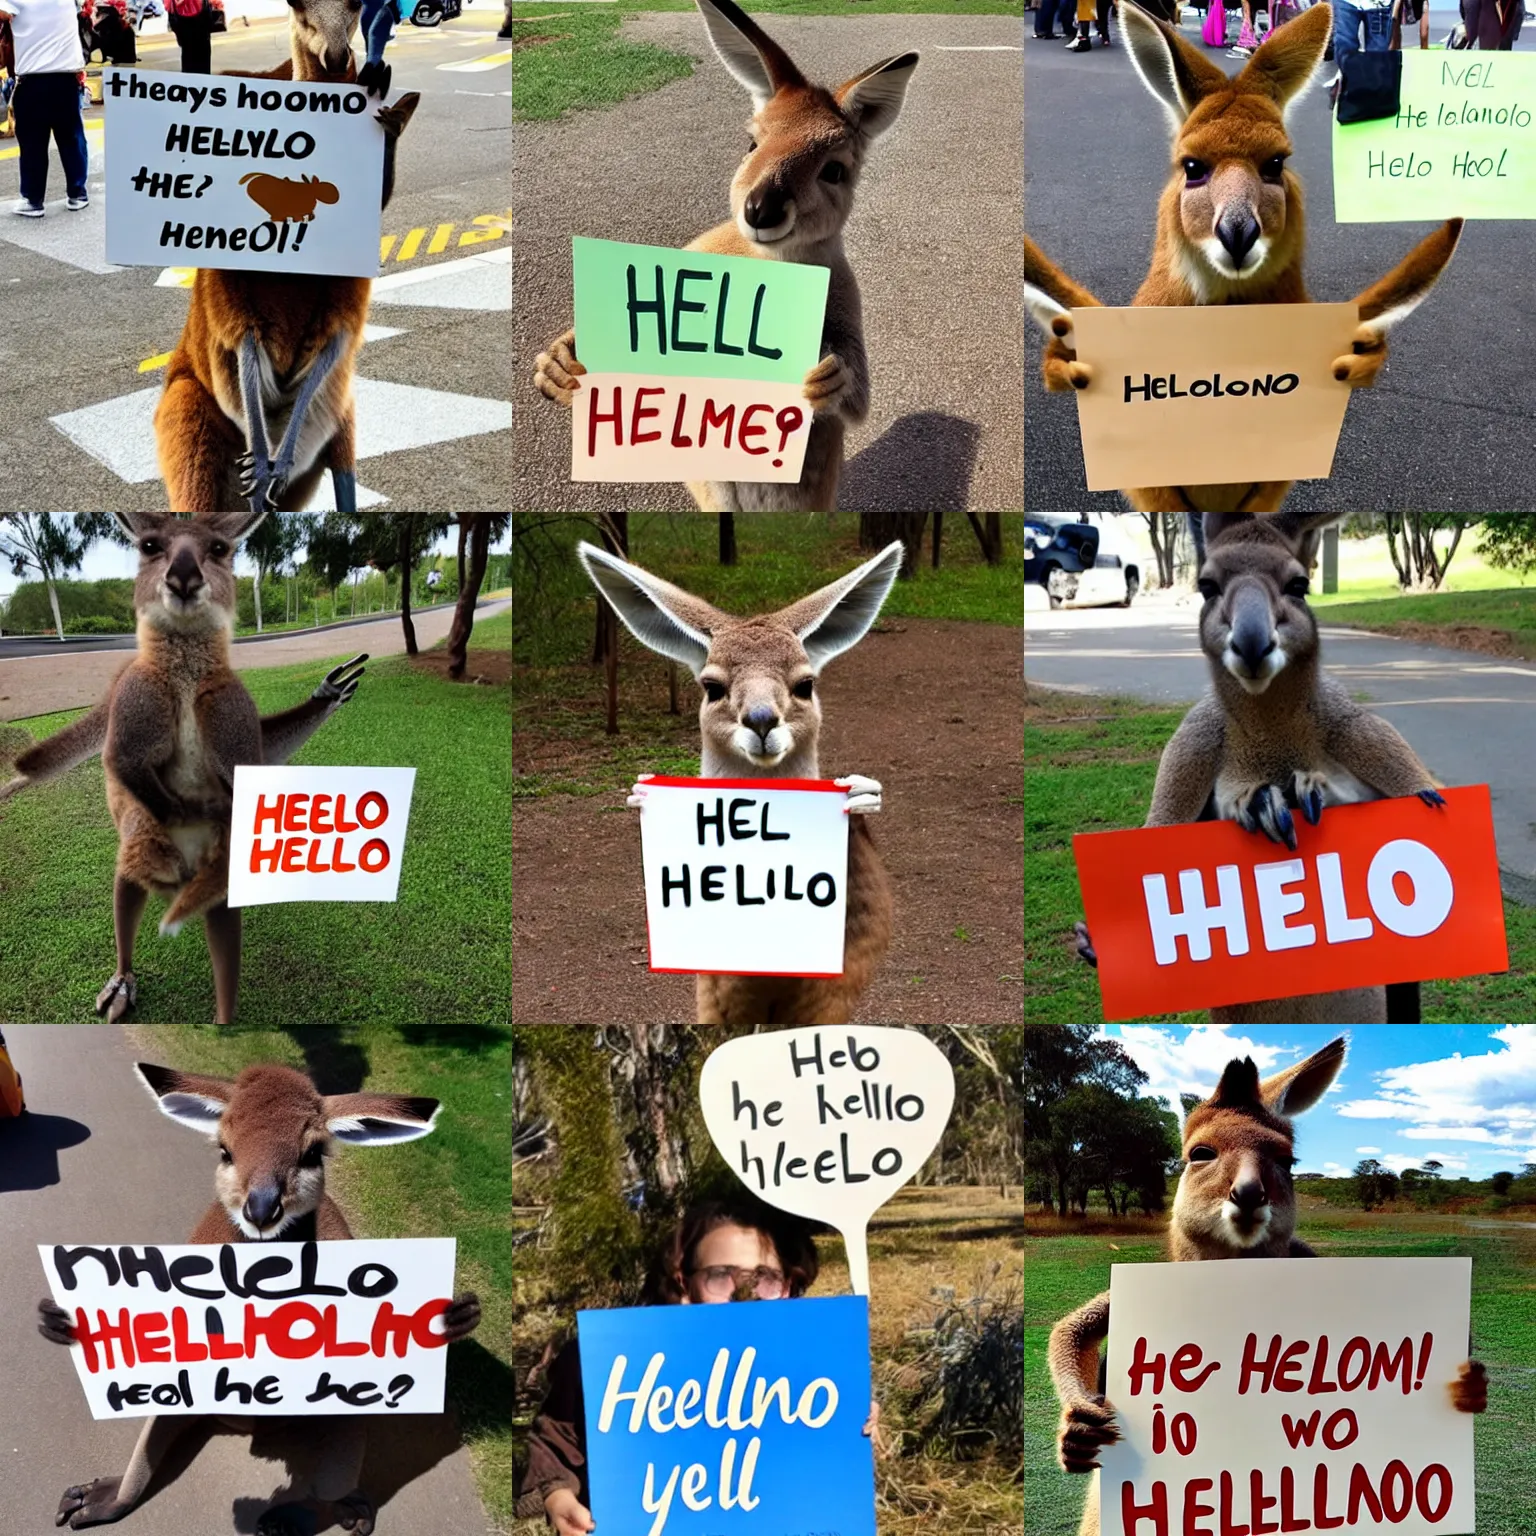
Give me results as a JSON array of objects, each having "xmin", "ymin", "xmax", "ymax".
[
  {"xmin": 1332, "ymin": 0, "xmax": 1364, "ymax": 73},
  {"xmin": 1096, "ymin": 0, "xmax": 1112, "ymax": 43},
  {"xmin": 1361, "ymin": 0, "xmax": 1394, "ymax": 48},
  {"xmin": 11, "ymin": 75, "xmax": 47, "ymax": 212},
  {"xmin": 45, "ymin": 71, "xmax": 89, "ymax": 204},
  {"xmin": 1068, "ymin": 0, "xmax": 1095, "ymax": 49},
  {"xmin": 179, "ymin": 10, "xmax": 213, "ymax": 72}
]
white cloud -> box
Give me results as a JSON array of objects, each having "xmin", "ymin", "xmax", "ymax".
[
  {"xmin": 1355, "ymin": 1146, "xmax": 1382, "ymax": 1155},
  {"xmin": 1320, "ymin": 1161, "xmax": 1354, "ymax": 1177},
  {"xmin": 1113, "ymin": 1026, "xmax": 1305, "ymax": 1115},
  {"xmin": 1379, "ymin": 1152, "xmax": 1471, "ymax": 1174}
]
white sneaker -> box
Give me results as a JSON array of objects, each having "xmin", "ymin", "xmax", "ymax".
[
  {"xmin": 12, "ymin": 199, "xmax": 44, "ymax": 218},
  {"xmin": 67, "ymin": 194, "xmax": 89, "ymax": 211}
]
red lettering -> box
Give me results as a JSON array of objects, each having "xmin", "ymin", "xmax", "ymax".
[
  {"xmin": 253, "ymin": 793, "xmax": 284, "ymax": 833},
  {"xmin": 1337, "ymin": 1336, "xmax": 1371, "ymax": 1390},
  {"xmin": 630, "ymin": 386, "xmax": 663, "ymax": 445},
  {"xmin": 280, "ymin": 838, "xmax": 307, "ymax": 873},
  {"xmin": 1313, "ymin": 1465, "xmax": 1344, "ymax": 1530},
  {"xmin": 1379, "ymin": 1462, "xmax": 1412, "ymax": 1524},
  {"xmin": 1170, "ymin": 1343, "xmax": 1220, "ymax": 1393},
  {"xmin": 738, "ymin": 401, "xmax": 770, "ymax": 454},
  {"xmin": 356, "ymin": 791, "xmax": 388, "ymax": 830},
  {"xmin": 1305, "ymin": 1336, "xmax": 1336, "ymax": 1394},
  {"xmin": 1321, "ymin": 1409, "xmax": 1358, "ymax": 1450},
  {"xmin": 305, "ymin": 839, "xmax": 331, "ymax": 874},
  {"xmin": 310, "ymin": 793, "xmax": 334, "ymax": 835},
  {"xmin": 1181, "ymin": 1478, "xmax": 1213, "ymax": 1536},
  {"xmin": 587, "ymin": 384, "xmax": 622, "ymax": 457},
  {"xmin": 208, "ymin": 1324, "xmax": 244, "ymax": 1360},
  {"xmin": 249, "ymin": 839, "xmax": 282, "ymax": 874},
  {"xmin": 1416, "ymin": 1466, "xmax": 1452, "ymax": 1523},
  {"xmin": 699, "ymin": 398, "xmax": 735, "ymax": 447},
  {"xmin": 74, "ymin": 1308, "xmax": 134, "ymax": 1373},
  {"xmin": 369, "ymin": 1299, "xmax": 452, "ymax": 1358},
  {"xmin": 1346, "ymin": 1463, "xmax": 1383, "ymax": 1524},
  {"xmin": 1278, "ymin": 1467, "xmax": 1311, "ymax": 1532},
  {"xmin": 246, "ymin": 1300, "xmax": 326, "ymax": 1360},
  {"xmin": 358, "ymin": 838, "xmax": 390, "ymax": 874},
  {"xmin": 282, "ymin": 793, "xmax": 309, "ymax": 833},
  {"xmin": 334, "ymin": 794, "xmax": 360, "ymax": 834},
  {"xmin": 132, "ymin": 1310, "xmax": 171, "ymax": 1365},
  {"xmin": 1249, "ymin": 1470, "xmax": 1279, "ymax": 1536},
  {"xmin": 1128, "ymin": 1335, "xmax": 1165, "ymax": 1397},
  {"xmin": 170, "ymin": 1307, "xmax": 208, "ymax": 1363},
  {"xmin": 1240, "ymin": 1333, "xmax": 1281, "ymax": 1395},
  {"xmin": 1280, "ymin": 1412, "xmax": 1320, "ymax": 1449},
  {"xmin": 1218, "ymin": 1471, "xmax": 1250, "ymax": 1536},
  {"xmin": 1274, "ymin": 1339, "xmax": 1307, "ymax": 1392},
  {"xmin": 331, "ymin": 837, "xmax": 357, "ymax": 874},
  {"xmin": 669, "ymin": 392, "xmax": 693, "ymax": 448},
  {"xmin": 1369, "ymin": 1337, "xmax": 1414, "ymax": 1393},
  {"xmin": 1121, "ymin": 1478, "xmax": 1169, "ymax": 1536}
]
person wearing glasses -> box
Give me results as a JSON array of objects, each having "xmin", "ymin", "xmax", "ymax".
[{"xmin": 525, "ymin": 1194, "xmax": 878, "ymax": 1536}]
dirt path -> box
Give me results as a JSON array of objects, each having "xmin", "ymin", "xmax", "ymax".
[
  {"xmin": 0, "ymin": 601, "xmax": 510, "ymax": 722},
  {"xmin": 512, "ymin": 617, "xmax": 1022, "ymax": 1024}
]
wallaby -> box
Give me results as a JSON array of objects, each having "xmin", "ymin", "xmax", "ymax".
[
  {"xmin": 1050, "ymin": 1037, "xmax": 1488, "ymax": 1536},
  {"xmin": 38, "ymin": 1060, "xmax": 482, "ymax": 1535},
  {"xmin": 1023, "ymin": 1, "xmax": 1462, "ymax": 515},
  {"xmin": 0, "ymin": 512, "xmax": 365, "ymax": 1025},
  {"xmin": 575, "ymin": 538, "xmax": 902, "ymax": 1024},
  {"xmin": 1075, "ymin": 510, "xmax": 1443, "ymax": 1024},
  {"xmin": 154, "ymin": 0, "xmax": 421, "ymax": 513},
  {"xmin": 533, "ymin": 0, "xmax": 918, "ymax": 512}
]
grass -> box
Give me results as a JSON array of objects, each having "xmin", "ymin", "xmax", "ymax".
[
  {"xmin": 513, "ymin": 0, "xmax": 1021, "ymax": 121},
  {"xmin": 1319, "ymin": 587, "xmax": 1536, "ymax": 660},
  {"xmin": 125, "ymin": 1023, "xmax": 513, "ymax": 1533},
  {"xmin": 0, "ymin": 629, "xmax": 510, "ymax": 1025},
  {"xmin": 1025, "ymin": 1205, "xmax": 1536, "ymax": 1536},
  {"xmin": 1023, "ymin": 686, "xmax": 1536, "ymax": 1024},
  {"xmin": 513, "ymin": 1185, "xmax": 1023, "ymax": 1536}
]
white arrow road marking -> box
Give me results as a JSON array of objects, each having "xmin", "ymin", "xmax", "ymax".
[{"xmin": 371, "ymin": 246, "xmax": 510, "ymax": 310}]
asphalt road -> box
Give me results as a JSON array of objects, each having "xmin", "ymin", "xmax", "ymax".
[
  {"xmin": 1025, "ymin": 10, "xmax": 1536, "ymax": 513},
  {"xmin": 513, "ymin": 12, "xmax": 1024, "ymax": 512},
  {"xmin": 0, "ymin": 16, "xmax": 511, "ymax": 513},
  {"xmin": 0, "ymin": 596, "xmax": 509, "ymax": 718},
  {"xmin": 1024, "ymin": 593, "xmax": 1536, "ymax": 885},
  {"xmin": 0, "ymin": 1025, "xmax": 488, "ymax": 1536}
]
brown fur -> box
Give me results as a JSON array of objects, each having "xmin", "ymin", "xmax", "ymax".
[
  {"xmin": 1047, "ymin": 1038, "xmax": 1487, "ymax": 1536},
  {"xmin": 1024, "ymin": 2, "xmax": 1462, "ymax": 515}
]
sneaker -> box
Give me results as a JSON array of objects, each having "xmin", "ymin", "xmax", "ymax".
[
  {"xmin": 1227, "ymin": 44, "xmax": 1254, "ymax": 56},
  {"xmin": 67, "ymin": 194, "xmax": 89, "ymax": 210},
  {"xmin": 1066, "ymin": 34, "xmax": 1093, "ymax": 50},
  {"xmin": 12, "ymin": 199, "xmax": 43, "ymax": 218},
  {"xmin": 1099, "ymin": 33, "xmax": 1112, "ymax": 44}
]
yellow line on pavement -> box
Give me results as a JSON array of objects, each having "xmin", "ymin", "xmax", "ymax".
[
  {"xmin": 0, "ymin": 121, "xmax": 103, "ymax": 162},
  {"xmin": 438, "ymin": 50, "xmax": 512, "ymax": 71},
  {"xmin": 396, "ymin": 227, "xmax": 425, "ymax": 261},
  {"xmin": 427, "ymin": 222, "xmax": 453, "ymax": 255},
  {"xmin": 139, "ymin": 351, "xmax": 173, "ymax": 373}
]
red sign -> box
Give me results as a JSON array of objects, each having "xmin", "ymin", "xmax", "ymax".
[{"xmin": 1072, "ymin": 785, "xmax": 1507, "ymax": 1020}]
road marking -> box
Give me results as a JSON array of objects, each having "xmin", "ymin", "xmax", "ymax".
[
  {"xmin": 0, "ymin": 122, "xmax": 103, "ymax": 163},
  {"xmin": 453, "ymin": 89, "xmax": 512, "ymax": 97},
  {"xmin": 934, "ymin": 45, "xmax": 1024, "ymax": 50},
  {"xmin": 372, "ymin": 245, "xmax": 509, "ymax": 310},
  {"xmin": 438, "ymin": 50, "xmax": 512, "ymax": 71},
  {"xmin": 380, "ymin": 209, "xmax": 508, "ymax": 264}
]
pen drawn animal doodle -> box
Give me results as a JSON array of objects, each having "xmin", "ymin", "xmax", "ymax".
[{"xmin": 239, "ymin": 172, "xmax": 341, "ymax": 223}]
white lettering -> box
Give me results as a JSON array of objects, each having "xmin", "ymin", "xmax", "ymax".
[
  {"xmin": 1143, "ymin": 865, "xmax": 1249, "ymax": 963},
  {"xmin": 1367, "ymin": 839, "xmax": 1454, "ymax": 938},
  {"xmin": 1317, "ymin": 851, "xmax": 1373, "ymax": 942},
  {"xmin": 1253, "ymin": 858, "xmax": 1315, "ymax": 951}
]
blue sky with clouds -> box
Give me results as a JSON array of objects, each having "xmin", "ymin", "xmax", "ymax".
[{"xmin": 1100, "ymin": 1025, "xmax": 1536, "ymax": 1180}]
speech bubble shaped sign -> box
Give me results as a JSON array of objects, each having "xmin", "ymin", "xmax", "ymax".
[{"xmin": 699, "ymin": 1028, "xmax": 955, "ymax": 1296}]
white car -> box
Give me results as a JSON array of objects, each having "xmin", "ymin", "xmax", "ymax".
[{"xmin": 1025, "ymin": 516, "xmax": 1141, "ymax": 609}]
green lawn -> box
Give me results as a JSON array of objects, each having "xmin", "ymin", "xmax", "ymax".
[
  {"xmin": 1025, "ymin": 1207, "xmax": 1536, "ymax": 1536},
  {"xmin": 1024, "ymin": 687, "xmax": 1536, "ymax": 1024},
  {"xmin": 0, "ymin": 627, "xmax": 510, "ymax": 1026},
  {"xmin": 127, "ymin": 1023, "xmax": 513, "ymax": 1532},
  {"xmin": 514, "ymin": 0, "xmax": 1020, "ymax": 121},
  {"xmin": 1318, "ymin": 587, "xmax": 1536, "ymax": 660}
]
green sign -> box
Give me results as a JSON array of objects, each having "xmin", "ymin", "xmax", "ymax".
[
  {"xmin": 571, "ymin": 237, "xmax": 830, "ymax": 385},
  {"xmin": 1334, "ymin": 53, "xmax": 1536, "ymax": 221}
]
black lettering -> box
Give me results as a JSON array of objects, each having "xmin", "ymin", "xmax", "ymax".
[{"xmin": 626, "ymin": 263, "xmax": 667, "ymax": 356}]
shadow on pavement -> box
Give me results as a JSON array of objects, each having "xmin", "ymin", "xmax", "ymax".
[
  {"xmin": 0, "ymin": 1112, "xmax": 92, "ymax": 1193},
  {"xmin": 841, "ymin": 412, "xmax": 982, "ymax": 512}
]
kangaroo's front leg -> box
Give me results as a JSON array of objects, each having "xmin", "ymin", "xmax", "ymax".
[
  {"xmin": 534, "ymin": 329, "xmax": 584, "ymax": 405},
  {"xmin": 835, "ymin": 774, "xmax": 882, "ymax": 814},
  {"xmin": 265, "ymin": 330, "xmax": 350, "ymax": 498},
  {"xmin": 803, "ymin": 329, "xmax": 869, "ymax": 425},
  {"xmin": 1049, "ymin": 1290, "xmax": 1120, "ymax": 1472},
  {"xmin": 236, "ymin": 333, "xmax": 280, "ymax": 514},
  {"xmin": 1450, "ymin": 1359, "xmax": 1487, "ymax": 1413}
]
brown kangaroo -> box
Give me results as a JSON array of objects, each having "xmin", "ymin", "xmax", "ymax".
[
  {"xmin": 1048, "ymin": 1037, "xmax": 1488, "ymax": 1536},
  {"xmin": 38, "ymin": 1060, "xmax": 481, "ymax": 1536}
]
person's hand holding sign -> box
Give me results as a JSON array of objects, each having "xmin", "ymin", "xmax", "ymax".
[{"xmin": 544, "ymin": 1488, "xmax": 595, "ymax": 1536}]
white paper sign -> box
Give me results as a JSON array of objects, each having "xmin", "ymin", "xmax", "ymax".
[
  {"xmin": 1098, "ymin": 1258, "xmax": 1476, "ymax": 1536},
  {"xmin": 104, "ymin": 68, "xmax": 385, "ymax": 278},
  {"xmin": 227, "ymin": 765, "xmax": 416, "ymax": 907},
  {"xmin": 38, "ymin": 1238, "xmax": 456, "ymax": 1419},
  {"xmin": 638, "ymin": 777, "xmax": 849, "ymax": 976},
  {"xmin": 698, "ymin": 1028, "xmax": 956, "ymax": 1296}
]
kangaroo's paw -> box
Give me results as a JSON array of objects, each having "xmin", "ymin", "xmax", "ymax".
[
  {"xmin": 1418, "ymin": 786, "xmax": 1447, "ymax": 809},
  {"xmin": 256, "ymin": 1504, "xmax": 320, "ymax": 1536},
  {"xmin": 1219, "ymin": 782, "xmax": 1297, "ymax": 851},
  {"xmin": 440, "ymin": 1291, "xmax": 482, "ymax": 1342},
  {"xmin": 1074, "ymin": 920, "xmax": 1098, "ymax": 969},
  {"xmin": 374, "ymin": 91, "xmax": 421, "ymax": 141},
  {"xmin": 1045, "ymin": 315, "xmax": 1093, "ymax": 393},
  {"xmin": 236, "ymin": 449, "xmax": 284, "ymax": 513},
  {"xmin": 1058, "ymin": 1395, "xmax": 1119, "ymax": 1472},
  {"xmin": 94, "ymin": 972, "xmax": 137, "ymax": 1023},
  {"xmin": 57, "ymin": 1478, "xmax": 131, "ymax": 1529},
  {"xmin": 627, "ymin": 772, "xmax": 655, "ymax": 811},
  {"xmin": 1331, "ymin": 323, "xmax": 1388, "ymax": 388},
  {"xmin": 316, "ymin": 653, "xmax": 368, "ymax": 707},
  {"xmin": 835, "ymin": 774, "xmax": 882, "ymax": 814},
  {"xmin": 38, "ymin": 1297, "xmax": 77, "ymax": 1346},
  {"xmin": 332, "ymin": 1492, "xmax": 376, "ymax": 1535},
  {"xmin": 0, "ymin": 773, "xmax": 28, "ymax": 803},
  {"xmin": 1291, "ymin": 769, "xmax": 1330, "ymax": 827},
  {"xmin": 158, "ymin": 915, "xmax": 184, "ymax": 938},
  {"xmin": 803, "ymin": 351, "xmax": 852, "ymax": 416},
  {"xmin": 1450, "ymin": 1359, "xmax": 1487, "ymax": 1413},
  {"xmin": 534, "ymin": 329, "xmax": 584, "ymax": 405}
]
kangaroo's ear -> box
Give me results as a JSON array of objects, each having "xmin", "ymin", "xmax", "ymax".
[
  {"xmin": 206, "ymin": 509, "xmax": 271, "ymax": 543},
  {"xmin": 773, "ymin": 540, "xmax": 903, "ymax": 671},
  {"xmin": 134, "ymin": 1062, "xmax": 234, "ymax": 1136},
  {"xmin": 576, "ymin": 541, "xmax": 724, "ymax": 676},
  {"xmin": 1351, "ymin": 218, "xmax": 1463, "ymax": 338},
  {"xmin": 694, "ymin": 0, "xmax": 805, "ymax": 108},
  {"xmin": 1208, "ymin": 1056, "xmax": 1264, "ymax": 1112},
  {"xmin": 1260, "ymin": 1037, "xmax": 1347, "ymax": 1117},
  {"xmin": 1233, "ymin": 2, "xmax": 1332, "ymax": 118},
  {"xmin": 836, "ymin": 52, "xmax": 918, "ymax": 144},
  {"xmin": 1121, "ymin": 1, "xmax": 1231, "ymax": 132},
  {"xmin": 323, "ymin": 1093, "xmax": 441, "ymax": 1145},
  {"xmin": 113, "ymin": 513, "xmax": 152, "ymax": 541}
]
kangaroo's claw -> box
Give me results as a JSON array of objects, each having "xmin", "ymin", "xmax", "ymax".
[
  {"xmin": 1074, "ymin": 920, "xmax": 1098, "ymax": 969},
  {"xmin": 627, "ymin": 772, "xmax": 654, "ymax": 811},
  {"xmin": 316, "ymin": 654, "xmax": 368, "ymax": 705},
  {"xmin": 39, "ymin": 1298, "xmax": 77, "ymax": 1346},
  {"xmin": 1418, "ymin": 787, "xmax": 1447, "ymax": 809},
  {"xmin": 534, "ymin": 329, "xmax": 584, "ymax": 405},
  {"xmin": 1058, "ymin": 1395, "xmax": 1119, "ymax": 1472},
  {"xmin": 835, "ymin": 774, "xmax": 882, "ymax": 814},
  {"xmin": 440, "ymin": 1291, "xmax": 482, "ymax": 1341},
  {"xmin": 333, "ymin": 1493, "xmax": 376, "ymax": 1535},
  {"xmin": 1331, "ymin": 322, "xmax": 1388, "ymax": 388},
  {"xmin": 374, "ymin": 92, "xmax": 420, "ymax": 141},
  {"xmin": 94, "ymin": 972, "xmax": 136, "ymax": 1023},
  {"xmin": 357, "ymin": 59, "xmax": 391, "ymax": 98},
  {"xmin": 1449, "ymin": 1359, "xmax": 1487, "ymax": 1413},
  {"xmin": 57, "ymin": 1478, "xmax": 130, "ymax": 1529}
]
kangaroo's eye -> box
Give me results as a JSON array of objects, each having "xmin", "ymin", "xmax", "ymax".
[
  {"xmin": 702, "ymin": 680, "xmax": 727, "ymax": 704},
  {"xmin": 791, "ymin": 677, "xmax": 814, "ymax": 700},
  {"xmin": 1187, "ymin": 1145, "xmax": 1218, "ymax": 1162},
  {"xmin": 1260, "ymin": 154, "xmax": 1288, "ymax": 183},
  {"xmin": 1181, "ymin": 158, "xmax": 1211, "ymax": 186},
  {"xmin": 819, "ymin": 161, "xmax": 847, "ymax": 184},
  {"xmin": 140, "ymin": 540, "xmax": 162, "ymax": 556},
  {"xmin": 300, "ymin": 1143, "xmax": 325, "ymax": 1168},
  {"xmin": 219, "ymin": 1145, "xmax": 233, "ymax": 1164},
  {"xmin": 1284, "ymin": 576, "xmax": 1310, "ymax": 598},
  {"xmin": 1198, "ymin": 578, "xmax": 1221, "ymax": 602},
  {"xmin": 209, "ymin": 541, "xmax": 230, "ymax": 559}
]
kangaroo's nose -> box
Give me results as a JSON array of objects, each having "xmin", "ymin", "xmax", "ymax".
[
  {"xmin": 1229, "ymin": 1177, "xmax": 1267, "ymax": 1214},
  {"xmin": 243, "ymin": 1184, "xmax": 282, "ymax": 1230},
  {"xmin": 1217, "ymin": 209, "xmax": 1261, "ymax": 268},
  {"xmin": 743, "ymin": 190, "xmax": 787, "ymax": 231},
  {"xmin": 165, "ymin": 550, "xmax": 204, "ymax": 600},
  {"xmin": 743, "ymin": 706, "xmax": 779, "ymax": 742},
  {"xmin": 1228, "ymin": 591, "xmax": 1276, "ymax": 674}
]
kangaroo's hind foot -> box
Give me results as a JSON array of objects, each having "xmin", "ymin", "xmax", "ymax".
[
  {"xmin": 94, "ymin": 971, "xmax": 137, "ymax": 1023},
  {"xmin": 56, "ymin": 1477, "xmax": 132, "ymax": 1529}
]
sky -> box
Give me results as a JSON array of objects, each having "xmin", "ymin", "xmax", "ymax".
[
  {"xmin": 1100, "ymin": 1024, "xmax": 1536, "ymax": 1181},
  {"xmin": 0, "ymin": 520, "xmax": 512, "ymax": 600}
]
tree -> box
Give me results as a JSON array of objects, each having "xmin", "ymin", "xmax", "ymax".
[
  {"xmin": 308, "ymin": 514, "xmax": 450, "ymax": 653},
  {"xmin": 1421, "ymin": 1159, "xmax": 1444, "ymax": 1179},
  {"xmin": 1478, "ymin": 514, "xmax": 1536, "ymax": 575},
  {"xmin": 444, "ymin": 515, "xmax": 509, "ymax": 679},
  {"xmin": 244, "ymin": 515, "xmax": 315, "ymax": 634},
  {"xmin": 1143, "ymin": 513, "xmax": 1182, "ymax": 589},
  {"xmin": 1383, "ymin": 513, "xmax": 1469, "ymax": 591},
  {"xmin": 718, "ymin": 514, "xmax": 737, "ymax": 567},
  {"xmin": 859, "ymin": 512, "xmax": 930, "ymax": 575},
  {"xmin": 1490, "ymin": 1171, "xmax": 1514, "ymax": 1196},
  {"xmin": 1353, "ymin": 1158, "xmax": 1394, "ymax": 1210},
  {"xmin": 0, "ymin": 515, "xmax": 118, "ymax": 641}
]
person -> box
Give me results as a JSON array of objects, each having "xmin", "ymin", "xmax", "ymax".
[
  {"xmin": 0, "ymin": 0, "xmax": 88, "ymax": 217},
  {"xmin": 1463, "ymin": 0, "xmax": 1522, "ymax": 46},
  {"xmin": 165, "ymin": 0, "xmax": 212, "ymax": 73},
  {"xmin": 524, "ymin": 1195, "xmax": 880, "ymax": 1536},
  {"xmin": 1065, "ymin": 0, "xmax": 1111, "ymax": 50},
  {"xmin": 1392, "ymin": 0, "xmax": 1430, "ymax": 47},
  {"xmin": 1032, "ymin": 0, "xmax": 1074, "ymax": 38},
  {"xmin": 357, "ymin": 0, "xmax": 395, "ymax": 96},
  {"xmin": 1332, "ymin": 0, "xmax": 1395, "ymax": 78}
]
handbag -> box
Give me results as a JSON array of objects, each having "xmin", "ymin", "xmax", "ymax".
[
  {"xmin": 1336, "ymin": 40, "xmax": 1402, "ymax": 124},
  {"xmin": 1201, "ymin": 0, "xmax": 1227, "ymax": 46}
]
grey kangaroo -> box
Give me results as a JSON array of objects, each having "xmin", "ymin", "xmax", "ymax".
[
  {"xmin": 0, "ymin": 512, "xmax": 364, "ymax": 1024},
  {"xmin": 39, "ymin": 1060, "xmax": 481, "ymax": 1534},
  {"xmin": 1050, "ymin": 1036, "xmax": 1488, "ymax": 1536}
]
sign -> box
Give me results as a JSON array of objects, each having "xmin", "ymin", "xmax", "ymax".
[
  {"xmin": 1072, "ymin": 785, "xmax": 1508, "ymax": 1021},
  {"xmin": 38, "ymin": 1238, "xmax": 457, "ymax": 1420},
  {"xmin": 698, "ymin": 1027, "xmax": 955, "ymax": 1296},
  {"xmin": 227, "ymin": 765, "xmax": 416, "ymax": 907},
  {"xmin": 104, "ymin": 68, "xmax": 386, "ymax": 278},
  {"xmin": 1335, "ymin": 53, "xmax": 1536, "ymax": 221},
  {"xmin": 1098, "ymin": 1258, "xmax": 1475, "ymax": 1536},
  {"xmin": 577, "ymin": 1296, "xmax": 876, "ymax": 1536},
  {"xmin": 638, "ymin": 777, "xmax": 848, "ymax": 977},
  {"xmin": 570, "ymin": 237, "xmax": 829, "ymax": 483},
  {"xmin": 1069, "ymin": 303, "xmax": 1359, "ymax": 491}
]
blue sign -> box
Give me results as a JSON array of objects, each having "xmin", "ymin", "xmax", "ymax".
[{"xmin": 577, "ymin": 1295, "xmax": 876, "ymax": 1536}]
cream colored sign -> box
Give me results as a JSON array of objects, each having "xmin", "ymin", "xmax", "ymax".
[{"xmin": 1069, "ymin": 303, "xmax": 1359, "ymax": 491}]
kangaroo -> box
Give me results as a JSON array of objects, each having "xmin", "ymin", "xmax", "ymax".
[
  {"xmin": 533, "ymin": 0, "xmax": 918, "ymax": 512},
  {"xmin": 575, "ymin": 538, "xmax": 901, "ymax": 1024},
  {"xmin": 0, "ymin": 512, "xmax": 365, "ymax": 1025},
  {"xmin": 1050, "ymin": 1037, "xmax": 1488, "ymax": 1536},
  {"xmin": 154, "ymin": 0, "xmax": 421, "ymax": 514},
  {"xmin": 38, "ymin": 1060, "xmax": 481, "ymax": 1535},
  {"xmin": 1075, "ymin": 511, "xmax": 1443, "ymax": 1024},
  {"xmin": 1024, "ymin": 1, "xmax": 1462, "ymax": 515}
]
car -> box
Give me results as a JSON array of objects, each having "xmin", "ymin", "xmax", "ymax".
[{"xmin": 1025, "ymin": 516, "xmax": 1140, "ymax": 608}]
